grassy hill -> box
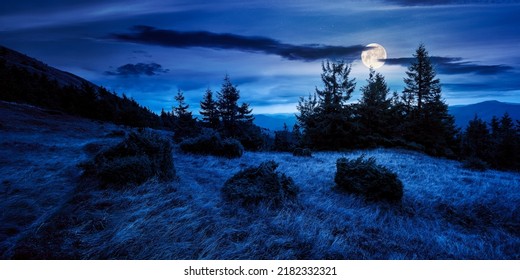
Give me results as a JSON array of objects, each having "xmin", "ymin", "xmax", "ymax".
[{"xmin": 1, "ymin": 101, "xmax": 519, "ymax": 259}]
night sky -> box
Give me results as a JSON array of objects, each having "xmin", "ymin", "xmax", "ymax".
[{"xmin": 1, "ymin": 0, "xmax": 519, "ymax": 114}]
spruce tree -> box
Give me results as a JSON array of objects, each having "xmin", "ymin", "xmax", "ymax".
[
  {"xmin": 402, "ymin": 44, "xmax": 457, "ymax": 156},
  {"xmin": 496, "ymin": 112, "xmax": 518, "ymax": 169},
  {"xmin": 174, "ymin": 89, "xmax": 190, "ymax": 117},
  {"xmin": 462, "ymin": 115, "xmax": 490, "ymax": 160},
  {"xmin": 291, "ymin": 123, "xmax": 302, "ymax": 148},
  {"xmin": 173, "ymin": 89, "xmax": 197, "ymax": 141},
  {"xmin": 297, "ymin": 60, "xmax": 356, "ymax": 149},
  {"xmin": 217, "ymin": 75, "xmax": 241, "ymax": 136},
  {"xmin": 421, "ymin": 92, "xmax": 458, "ymax": 155},
  {"xmin": 274, "ymin": 123, "xmax": 292, "ymax": 152},
  {"xmin": 215, "ymin": 75, "xmax": 260, "ymax": 149},
  {"xmin": 200, "ymin": 88, "xmax": 220, "ymax": 129},
  {"xmin": 357, "ymin": 68, "xmax": 392, "ymax": 143},
  {"xmin": 160, "ymin": 108, "xmax": 175, "ymax": 130},
  {"xmin": 403, "ymin": 44, "xmax": 441, "ymax": 115},
  {"xmin": 388, "ymin": 91, "xmax": 407, "ymax": 140},
  {"xmin": 316, "ymin": 60, "xmax": 355, "ymax": 115},
  {"xmin": 296, "ymin": 93, "xmax": 318, "ymax": 147},
  {"xmin": 238, "ymin": 102, "xmax": 254, "ymax": 124}
]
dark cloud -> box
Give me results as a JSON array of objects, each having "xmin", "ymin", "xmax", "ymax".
[
  {"xmin": 105, "ymin": 62, "xmax": 169, "ymax": 76},
  {"xmin": 384, "ymin": 56, "xmax": 513, "ymax": 75},
  {"xmin": 110, "ymin": 26, "xmax": 367, "ymax": 61}
]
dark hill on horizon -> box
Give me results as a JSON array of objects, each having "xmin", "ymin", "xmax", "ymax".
[
  {"xmin": 449, "ymin": 100, "xmax": 520, "ymax": 128},
  {"xmin": 253, "ymin": 113, "xmax": 297, "ymax": 131},
  {"xmin": 0, "ymin": 46, "xmax": 95, "ymax": 89},
  {"xmin": 0, "ymin": 45, "xmax": 161, "ymax": 128}
]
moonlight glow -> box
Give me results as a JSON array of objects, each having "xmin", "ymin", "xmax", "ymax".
[{"xmin": 361, "ymin": 43, "xmax": 387, "ymax": 69}]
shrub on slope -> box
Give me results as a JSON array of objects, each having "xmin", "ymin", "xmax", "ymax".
[
  {"xmin": 81, "ymin": 130, "xmax": 175, "ymax": 188},
  {"xmin": 293, "ymin": 148, "xmax": 312, "ymax": 157},
  {"xmin": 335, "ymin": 155, "xmax": 403, "ymax": 202},
  {"xmin": 222, "ymin": 161, "xmax": 298, "ymax": 205},
  {"xmin": 180, "ymin": 129, "xmax": 243, "ymax": 158},
  {"xmin": 462, "ymin": 156, "xmax": 489, "ymax": 171}
]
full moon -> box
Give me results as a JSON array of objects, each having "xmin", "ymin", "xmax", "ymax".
[{"xmin": 361, "ymin": 43, "xmax": 387, "ymax": 69}]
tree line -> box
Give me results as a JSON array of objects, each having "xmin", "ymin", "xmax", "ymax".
[
  {"xmin": 292, "ymin": 44, "xmax": 458, "ymax": 156},
  {"xmin": 159, "ymin": 75, "xmax": 266, "ymax": 150},
  {"xmin": 2, "ymin": 45, "xmax": 518, "ymax": 170},
  {"xmin": 272, "ymin": 44, "xmax": 519, "ymax": 170},
  {"xmin": 0, "ymin": 58, "xmax": 162, "ymax": 128},
  {"xmin": 461, "ymin": 113, "xmax": 520, "ymax": 170},
  {"xmin": 0, "ymin": 54, "xmax": 266, "ymax": 151}
]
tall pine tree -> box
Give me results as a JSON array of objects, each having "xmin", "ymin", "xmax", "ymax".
[
  {"xmin": 200, "ymin": 88, "xmax": 219, "ymax": 129},
  {"xmin": 297, "ymin": 60, "xmax": 356, "ymax": 149},
  {"xmin": 356, "ymin": 68, "xmax": 392, "ymax": 143},
  {"xmin": 215, "ymin": 75, "xmax": 259, "ymax": 149},
  {"xmin": 274, "ymin": 123, "xmax": 293, "ymax": 152},
  {"xmin": 461, "ymin": 115, "xmax": 490, "ymax": 160},
  {"xmin": 402, "ymin": 44, "xmax": 457, "ymax": 156},
  {"xmin": 173, "ymin": 89, "xmax": 197, "ymax": 141},
  {"xmin": 174, "ymin": 89, "xmax": 190, "ymax": 117},
  {"xmin": 403, "ymin": 44, "xmax": 441, "ymax": 116},
  {"xmin": 238, "ymin": 102, "xmax": 254, "ymax": 124},
  {"xmin": 495, "ymin": 112, "xmax": 519, "ymax": 169},
  {"xmin": 217, "ymin": 75, "xmax": 241, "ymax": 136}
]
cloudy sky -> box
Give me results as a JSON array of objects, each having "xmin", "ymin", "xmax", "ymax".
[{"xmin": 1, "ymin": 0, "xmax": 519, "ymax": 114}]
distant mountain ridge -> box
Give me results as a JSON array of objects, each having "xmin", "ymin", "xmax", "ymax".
[
  {"xmin": 449, "ymin": 100, "xmax": 520, "ymax": 128},
  {"xmin": 254, "ymin": 100, "xmax": 520, "ymax": 131},
  {"xmin": 253, "ymin": 113, "xmax": 297, "ymax": 131}
]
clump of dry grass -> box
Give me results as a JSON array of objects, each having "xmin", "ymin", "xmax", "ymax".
[
  {"xmin": 80, "ymin": 131, "xmax": 175, "ymax": 188},
  {"xmin": 222, "ymin": 160, "xmax": 299, "ymax": 205}
]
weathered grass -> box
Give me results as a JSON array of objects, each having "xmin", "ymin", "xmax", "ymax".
[
  {"xmin": 335, "ymin": 155, "xmax": 404, "ymax": 202},
  {"xmin": 1, "ymin": 102, "xmax": 519, "ymax": 259},
  {"xmin": 8, "ymin": 148, "xmax": 519, "ymax": 259},
  {"xmin": 222, "ymin": 160, "xmax": 298, "ymax": 206},
  {"xmin": 80, "ymin": 131, "xmax": 175, "ymax": 188}
]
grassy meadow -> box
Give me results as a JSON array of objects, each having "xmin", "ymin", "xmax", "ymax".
[{"xmin": 0, "ymin": 101, "xmax": 519, "ymax": 259}]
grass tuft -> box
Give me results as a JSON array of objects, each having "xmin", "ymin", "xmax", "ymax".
[
  {"xmin": 80, "ymin": 130, "xmax": 175, "ymax": 188},
  {"xmin": 293, "ymin": 148, "xmax": 312, "ymax": 157},
  {"xmin": 222, "ymin": 160, "xmax": 299, "ymax": 205},
  {"xmin": 335, "ymin": 155, "xmax": 404, "ymax": 202},
  {"xmin": 462, "ymin": 156, "xmax": 489, "ymax": 171},
  {"xmin": 180, "ymin": 129, "xmax": 243, "ymax": 158}
]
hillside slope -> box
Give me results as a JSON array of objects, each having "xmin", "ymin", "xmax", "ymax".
[
  {"xmin": 1, "ymin": 101, "xmax": 519, "ymax": 259},
  {"xmin": 0, "ymin": 45, "xmax": 161, "ymax": 128},
  {"xmin": 0, "ymin": 101, "xmax": 128, "ymax": 257},
  {"xmin": 0, "ymin": 46, "xmax": 95, "ymax": 89}
]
